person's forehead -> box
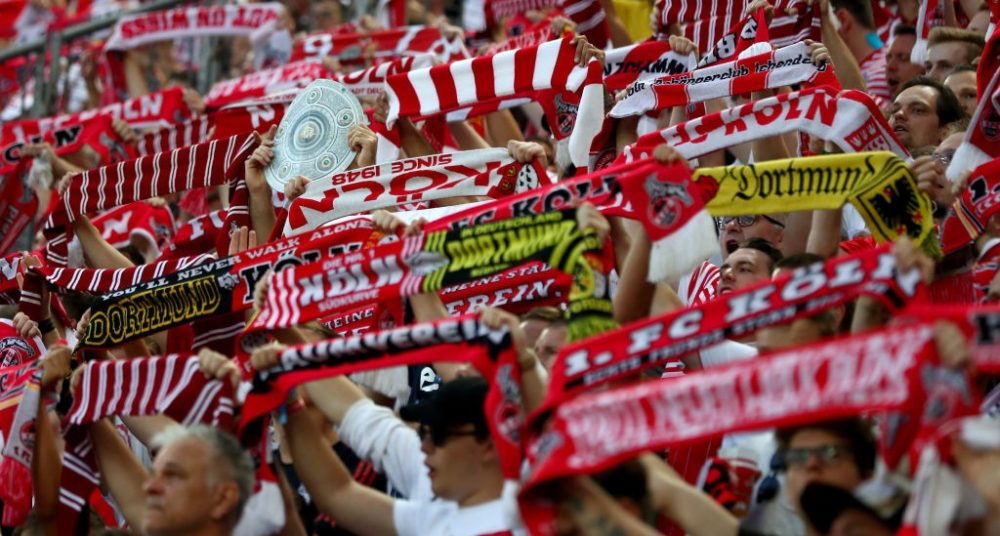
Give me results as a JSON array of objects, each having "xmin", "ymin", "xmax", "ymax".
[
  {"xmin": 944, "ymin": 70, "xmax": 976, "ymax": 87},
  {"xmin": 726, "ymin": 247, "xmax": 768, "ymax": 266},
  {"xmin": 895, "ymin": 86, "xmax": 938, "ymax": 106},
  {"xmin": 154, "ymin": 437, "xmax": 212, "ymax": 467},
  {"xmin": 928, "ymin": 40, "xmax": 967, "ymax": 60},
  {"xmin": 888, "ymin": 34, "xmax": 915, "ymax": 50},
  {"xmin": 790, "ymin": 428, "xmax": 848, "ymax": 446}
]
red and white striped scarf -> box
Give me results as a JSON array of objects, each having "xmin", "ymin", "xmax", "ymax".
[
  {"xmin": 284, "ymin": 148, "xmax": 549, "ymax": 235},
  {"xmin": 603, "ymin": 40, "xmax": 698, "ymax": 92},
  {"xmin": 138, "ymin": 94, "xmax": 291, "ymax": 157},
  {"xmin": 34, "ymin": 253, "xmax": 215, "ymax": 295},
  {"xmin": 290, "ymin": 25, "xmax": 468, "ymax": 64},
  {"xmin": 384, "ymin": 37, "xmax": 605, "ymax": 168},
  {"xmin": 0, "ymin": 254, "xmax": 21, "ymax": 305},
  {"xmin": 911, "ymin": 0, "xmax": 939, "ymax": 64},
  {"xmin": 67, "ymin": 354, "xmax": 235, "ymax": 426},
  {"xmin": 329, "ymin": 54, "xmax": 437, "ymax": 97},
  {"xmin": 621, "ymin": 86, "xmax": 908, "ymax": 162},
  {"xmin": 612, "ymin": 41, "xmax": 839, "ymax": 117},
  {"xmin": 946, "ymin": 30, "xmax": 1000, "ymax": 182},
  {"xmin": 664, "ymin": 2, "xmax": 820, "ymax": 68},
  {"xmin": 41, "ymin": 133, "xmax": 257, "ymax": 266},
  {"xmin": 57, "ymin": 355, "xmax": 235, "ymax": 531}
]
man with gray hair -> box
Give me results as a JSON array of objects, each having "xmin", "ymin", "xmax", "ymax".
[{"xmin": 89, "ymin": 421, "xmax": 254, "ymax": 536}]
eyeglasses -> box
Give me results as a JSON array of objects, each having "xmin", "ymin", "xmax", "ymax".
[
  {"xmin": 718, "ymin": 215, "xmax": 786, "ymax": 230},
  {"xmin": 418, "ymin": 424, "xmax": 480, "ymax": 447},
  {"xmin": 782, "ymin": 445, "xmax": 852, "ymax": 468},
  {"xmin": 933, "ymin": 149, "xmax": 956, "ymax": 166}
]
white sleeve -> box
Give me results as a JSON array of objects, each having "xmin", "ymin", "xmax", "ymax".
[{"xmin": 337, "ymin": 398, "xmax": 432, "ymax": 500}]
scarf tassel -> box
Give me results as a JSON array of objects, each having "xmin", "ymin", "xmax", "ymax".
[{"xmin": 648, "ymin": 208, "xmax": 718, "ymax": 283}]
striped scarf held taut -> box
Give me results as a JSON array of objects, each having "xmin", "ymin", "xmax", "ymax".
[{"xmin": 384, "ymin": 37, "xmax": 605, "ymax": 168}]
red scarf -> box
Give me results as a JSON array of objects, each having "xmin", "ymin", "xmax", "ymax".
[
  {"xmin": 0, "ymin": 114, "xmax": 128, "ymax": 175},
  {"xmin": 520, "ymin": 322, "xmax": 944, "ymax": 531},
  {"xmin": 621, "ymin": 86, "xmax": 908, "ymax": 162},
  {"xmin": 290, "ymin": 25, "xmax": 468, "ymax": 64},
  {"xmin": 67, "ymin": 354, "xmax": 235, "ymax": 426},
  {"xmin": 612, "ymin": 42, "xmax": 839, "ymax": 117},
  {"xmin": 534, "ymin": 244, "xmax": 926, "ymax": 420},
  {"xmin": 0, "ymin": 160, "xmax": 36, "ymax": 256},
  {"xmin": 0, "ymin": 359, "xmax": 42, "ymax": 526},
  {"xmin": 100, "ymin": 4, "xmax": 286, "ymax": 103},
  {"xmin": 603, "ymin": 40, "xmax": 698, "ymax": 92},
  {"xmin": 204, "ymin": 60, "xmax": 329, "ymax": 109},
  {"xmin": 241, "ymin": 314, "xmax": 525, "ymax": 477}
]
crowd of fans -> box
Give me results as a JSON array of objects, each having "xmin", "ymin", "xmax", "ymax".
[{"xmin": 1, "ymin": 0, "xmax": 1000, "ymax": 535}]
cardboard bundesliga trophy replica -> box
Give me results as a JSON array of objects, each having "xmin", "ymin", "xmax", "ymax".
[{"xmin": 264, "ymin": 79, "xmax": 368, "ymax": 192}]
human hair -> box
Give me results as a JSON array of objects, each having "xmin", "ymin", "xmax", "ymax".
[
  {"xmin": 521, "ymin": 306, "xmax": 563, "ymax": 323},
  {"xmin": 151, "ymin": 425, "xmax": 254, "ymax": 521},
  {"xmin": 928, "ymin": 27, "xmax": 985, "ymax": 62},
  {"xmin": 831, "ymin": 0, "xmax": 876, "ymax": 29},
  {"xmin": 945, "ymin": 117, "xmax": 970, "ymax": 137},
  {"xmin": 900, "ymin": 76, "xmax": 966, "ymax": 124},
  {"xmin": 775, "ymin": 418, "xmax": 877, "ymax": 477},
  {"xmin": 738, "ymin": 237, "xmax": 784, "ymax": 271},
  {"xmin": 892, "ymin": 24, "xmax": 916, "ymax": 38},
  {"xmin": 949, "ymin": 64, "xmax": 977, "ymax": 75}
]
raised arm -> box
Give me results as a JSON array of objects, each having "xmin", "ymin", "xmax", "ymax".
[
  {"xmin": 284, "ymin": 403, "xmax": 396, "ymax": 535},
  {"xmin": 88, "ymin": 417, "xmax": 150, "ymax": 528}
]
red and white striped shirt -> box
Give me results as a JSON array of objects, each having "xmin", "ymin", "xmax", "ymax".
[{"xmin": 860, "ymin": 48, "xmax": 891, "ymax": 110}]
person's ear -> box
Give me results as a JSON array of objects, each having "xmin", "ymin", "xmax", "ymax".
[
  {"xmin": 478, "ymin": 435, "xmax": 498, "ymax": 463},
  {"xmin": 835, "ymin": 8, "xmax": 851, "ymax": 32},
  {"xmin": 210, "ymin": 482, "xmax": 241, "ymax": 521}
]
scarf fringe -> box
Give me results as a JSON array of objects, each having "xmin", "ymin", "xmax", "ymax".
[{"xmin": 649, "ymin": 209, "xmax": 718, "ymax": 283}]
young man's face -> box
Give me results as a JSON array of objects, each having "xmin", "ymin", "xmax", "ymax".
[
  {"xmin": 885, "ymin": 34, "xmax": 925, "ymax": 94},
  {"xmin": 718, "ymin": 247, "xmax": 773, "ymax": 295},
  {"xmin": 925, "ymin": 41, "xmax": 970, "ymax": 82},
  {"xmin": 890, "ymin": 85, "xmax": 945, "ymax": 149},
  {"xmin": 784, "ymin": 429, "xmax": 865, "ymax": 513},
  {"xmin": 421, "ymin": 425, "xmax": 494, "ymax": 504},
  {"xmin": 944, "ymin": 69, "xmax": 978, "ymax": 118}
]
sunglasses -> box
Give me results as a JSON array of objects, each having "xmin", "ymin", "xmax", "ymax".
[
  {"xmin": 717, "ymin": 215, "xmax": 785, "ymax": 230},
  {"xmin": 782, "ymin": 444, "xmax": 851, "ymax": 468},
  {"xmin": 418, "ymin": 424, "xmax": 480, "ymax": 447}
]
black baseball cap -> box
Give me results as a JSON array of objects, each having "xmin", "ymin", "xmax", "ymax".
[
  {"xmin": 399, "ymin": 376, "xmax": 489, "ymax": 436},
  {"xmin": 800, "ymin": 482, "xmax": 904, "ymax": 534}
]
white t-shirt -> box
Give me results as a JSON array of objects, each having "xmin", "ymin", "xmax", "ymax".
[{"xmin": 393, "ymin": 496, "xmax": 522, "ymax": 536}]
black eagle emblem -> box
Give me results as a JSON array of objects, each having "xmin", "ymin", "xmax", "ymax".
[{"xmin": 867, "ymin": 177, "xmax": 924, "ymax": 238}]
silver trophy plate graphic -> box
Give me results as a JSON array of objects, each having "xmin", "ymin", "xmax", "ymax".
[{"xmin": 265, "ymin": 79, "xmax": 368, "ymax": 192}]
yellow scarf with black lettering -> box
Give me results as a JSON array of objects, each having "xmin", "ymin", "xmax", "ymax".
[{"xmin": 696, "ymin": 152, "xmax": 940, "ymax": 256}]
